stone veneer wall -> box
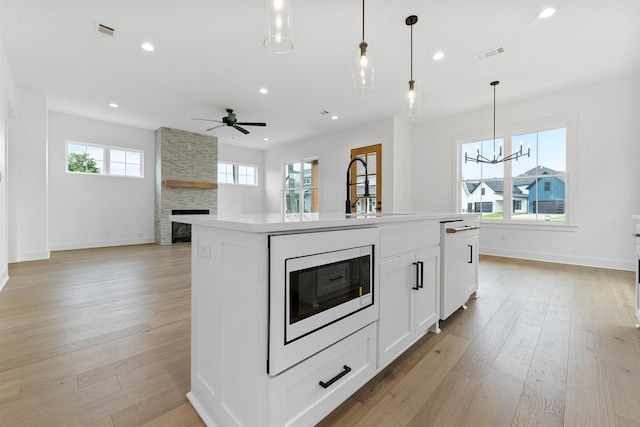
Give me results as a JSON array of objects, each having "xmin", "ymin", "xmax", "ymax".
[{"xmin": 154, "ymin": 127, "xmax": 218, "ymax": 244}]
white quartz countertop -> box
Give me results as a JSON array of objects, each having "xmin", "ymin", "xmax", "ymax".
[{"xmin": 169, "ymin": 212, "xmax": 478, "ymax": 233}]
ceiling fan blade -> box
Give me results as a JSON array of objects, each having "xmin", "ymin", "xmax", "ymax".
[
  {"xmin": 192, "ymin": 117, "xmax": 223, "ymax": 123},
  {"xmin": 236, "ymin": 122, "xmax": 267, "ymax": 127},
  {"xmin": 205, "ymin": 124, "xmax": 226, "ymax": 131},
  {"xmin": 232, "ymin": 125, "xmax": 250, "ymax": 134}
]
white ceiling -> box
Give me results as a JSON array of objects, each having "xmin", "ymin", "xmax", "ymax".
[{"xmin": 1, "ymin": 1, "xmax": 639, "ymax": 149}]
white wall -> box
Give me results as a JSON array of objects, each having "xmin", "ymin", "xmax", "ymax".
[
  {"xmin": 263, "ymin": 118, "xmax": 396, "ymax": 214},
  {"xmin": 0, "ymin": 34, "xmax": 17, "ymax": 289},
  {"xmin": 8, "ymin": 87, "xmax": 49, "ymax": 262},
  {"xmin": 412, "ymin": 73, "xmax": 640, "ymax": 270},
  {"xmin": 48, "ymin": 112, "xmax": 155, "ymax": 250},
  {"xmin": 392, "ymin": 117, "xmax": 413, "ymax": 212},
  {"xmin": 217, "ymin": 142, "xmax": 265, "ymax": 215}
]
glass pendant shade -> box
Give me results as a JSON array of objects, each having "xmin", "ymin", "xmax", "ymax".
[
  {"xmin": 264, "ymin": 0, "xmax": 293, "ymax": 53},
  {"xmin": 353, "ymin": 42, "xmax": 374, "ymax": 96},
  {"xmin": 405, "ymin": 79, "xmax": 421, "ymax": 119}
]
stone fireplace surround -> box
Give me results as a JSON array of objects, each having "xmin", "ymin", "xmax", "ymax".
[{"xmin": 154, "ymin": 127, "xmax": 218, "ymax": 245}]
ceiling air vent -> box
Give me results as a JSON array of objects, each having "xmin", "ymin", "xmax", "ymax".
[
  {"xmin": 96, "ymin": 23, "xmax": 115, "ymax": 38},
  {"xmin": 475, "ymin": 46, "xmax": 505, "ymax": 61}
]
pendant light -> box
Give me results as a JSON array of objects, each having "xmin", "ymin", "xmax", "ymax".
[
  {"xmin": 465, "ymin": 81, "xmax": 531, "ymax": 164},
  {"xmin": 405, "ymin": 15, "xmax": 420, "ymax": 119},
  {"xmin": 353, "ymin": 0, "xmax": 374, "ymax": 96},
  {"xmin": 264, "ymin": 0, "xmax": 293, "ymax": 54}
]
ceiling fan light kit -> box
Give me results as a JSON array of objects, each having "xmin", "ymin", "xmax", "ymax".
[
  {"xmin": 353, "ymin": 0, "xmax": 374, "ymax": 96},
  {"xmin": 264, "ymin": 0, "xmax": 293, "ymax": 53},
  {"xmin": 405, "ymin": 15, "xmax": 421, "ymax": 120}
]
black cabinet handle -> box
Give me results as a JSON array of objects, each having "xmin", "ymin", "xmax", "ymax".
[
  {"xmin": 319, "ymin": 365, "xmax": 351, "ymax": 389},
  {"xmin": 329, "ymin": 275, "xmax": 344, "ymax": 281},
  {"xmin": 468, "ymin": 245, "xmax": 473, "ymax": 264},
  {"xmin": 412, "ymin": 262, "xmax": 420, "ymax": 290},
  {"xmin": 417, "ymin": 261, "xmax": 424, "ymax": 288}
]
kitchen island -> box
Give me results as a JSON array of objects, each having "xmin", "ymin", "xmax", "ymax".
[{"xmin": 173, "ymin": 212, "xmax": 479, "ymax": 427}]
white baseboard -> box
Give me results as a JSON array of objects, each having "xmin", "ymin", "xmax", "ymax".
[
  {"xmin": 16, "ymin": 250, "xmax": 51, "ymax": 262},
  {"xmin": 481, "ymin": 247, "xmax": 635, "ymax": 271},
  {"xmin": 49, "ymin": 237, "xmax": 155, "ymax": 252},
  {"xmin": 0, "ymin": 268, "xmax": 8, "ymax": 292}
]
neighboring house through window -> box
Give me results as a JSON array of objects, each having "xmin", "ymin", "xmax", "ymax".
[{"xmin": 458, "ymin": 113, "xmax": 576, "ymax": 225}]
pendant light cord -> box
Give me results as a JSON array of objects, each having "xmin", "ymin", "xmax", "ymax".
[
  {"xmin": 362, "ymin": 0, "xmax": 365, "ymax": 41},
  {"xmin": 489, "ymin": 80, "xmax": 499, "ymax": 157},
  {"xmin": 410, "ymin": 23, "xmax": 413, "ymax": 80}
]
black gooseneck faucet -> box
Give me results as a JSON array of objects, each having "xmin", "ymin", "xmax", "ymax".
[{"xmin": 345, "ymin": 158, "xmax": 370, "ymax": 214}]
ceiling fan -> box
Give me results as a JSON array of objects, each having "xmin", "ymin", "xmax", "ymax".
[{"xmin": 192, "ymin": 108, "xmax": 267, "ymax": 135}]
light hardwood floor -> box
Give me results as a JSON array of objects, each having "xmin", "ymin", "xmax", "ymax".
[{"xmin": 0, "ymin": 244, "xmax": 638, "ymax": 426}]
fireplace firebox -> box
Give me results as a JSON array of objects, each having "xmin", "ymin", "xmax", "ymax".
[{"xmin": 171, "ymin": 209, "xmax": 210, "ymax": 243}]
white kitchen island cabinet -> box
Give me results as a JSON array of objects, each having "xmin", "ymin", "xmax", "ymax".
[
  {"xmin": 378, "ymin": 222, "xmax": 441, "ymax": 368},
  {"xmin": 173, "ymin": 212, "xmax": 478, "ymax": 427}
]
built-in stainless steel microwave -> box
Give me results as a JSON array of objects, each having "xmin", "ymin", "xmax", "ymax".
[
  {"xmin": 286, "ymin": 245, "xmax": 373, "ymax": 343},
  {"xmin": 268, "ymin": 228, "xmax": 378, "ymax": 375}
]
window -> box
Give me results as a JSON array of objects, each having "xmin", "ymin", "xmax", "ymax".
[
  {"xmin": 217, "ymin": 162, "xmax": 235, "ymax": 184},
  {"xmin": 217, "ymin": 162, "xmax": 257, "ymax": 185},
  {"xmin": 237, "ymin": 165, "xmax": 256, "ymax": 185},
  {"xmin": 283, "ymin": 159, "xmax": 319, "ymax": 218},
  {"xmin": 67, "ymin": 142, "xmax": 142, "ymax": 177},
  {"xmin": 110, "ymin": 149, "xmax": 141, "ymax": 177},
  {"xmin": 350, "ymin": 144, "xmax": 382, "ymax": 214},
  {"xmin": 459, "ymin": 114, "xmax": 575, "ymax": 226}
]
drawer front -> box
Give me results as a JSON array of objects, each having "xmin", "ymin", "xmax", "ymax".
[
  {"xmin": 380, "ymin": 222, "xmax": 439, "ymax": 258},
  {"xmin": 268, "ymin": 322, "xmax": 377, "ymax": 427}
]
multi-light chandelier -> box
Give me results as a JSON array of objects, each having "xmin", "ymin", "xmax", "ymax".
[{"xmin": 465, "ymin": 81, "xmax": 531, "ymax": 164}]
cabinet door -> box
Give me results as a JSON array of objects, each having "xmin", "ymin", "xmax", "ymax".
[
  {"xmin": 378, "ymin": 253, "xmax": 416, "ymax": 367},
  {"xmin": 466, "ymin": 234, "xmax": 479, "ymax": 295},
  {"xmin": 414, "ymin": 246, "xmax": 440, "ymax": 336}
]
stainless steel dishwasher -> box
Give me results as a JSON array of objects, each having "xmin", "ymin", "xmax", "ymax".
[{"xmin": 440, "ymin": 218, "xmax": 480, "ymax": 320}]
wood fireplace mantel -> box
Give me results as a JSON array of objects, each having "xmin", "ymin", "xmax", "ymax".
[{"xmin": 162, "ymin": 179, "xmax": 218, "ymax": 189}]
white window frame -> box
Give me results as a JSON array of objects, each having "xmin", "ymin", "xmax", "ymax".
[
  {"xmin": 66, "ymin": 141, "xmax": 143, "ymax": 178},
  {"xmin": 217, "ymin": 161, "xmax": 258, "ymax": 186},
  {"xmin": 454, "ymin": 112, "xmax": 578, "ymax": 230}
]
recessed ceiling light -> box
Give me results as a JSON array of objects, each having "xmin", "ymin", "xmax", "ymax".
[
  {"xmin": 141, "ymin": 42, "xmax": 155, "ymax": 52},
  {"xmin": 539, "ymin": 8, "xmax": 556, "ymax": 19},
  {"xmin": 259, "ymin": 88, "xmax": 268, "ymax": 94},
  {"xmin": 433, "ymin": 51, "xmax": 445, "ymax": 61},
  {"xmin": 108, "ymin": 103, "xmax": 119, "ymax": 108},
  {"xmin": 331, "ymin": 115, "xmax": 338, "ymax": 120},
  {"xmin": 264, "ymin": 137, "xmax": 269, "ymax": 141}
]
